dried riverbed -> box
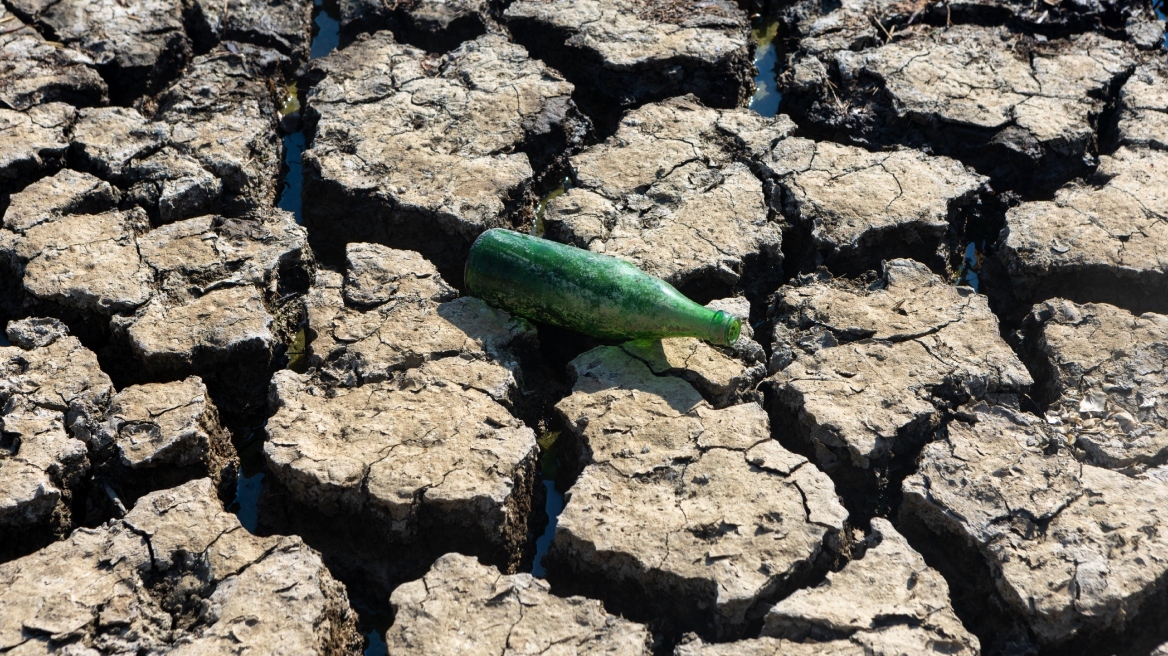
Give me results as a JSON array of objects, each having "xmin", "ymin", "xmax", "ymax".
[{"xmin": 1, "ymin": 0, "xmax": 1167, "ymax": 654}]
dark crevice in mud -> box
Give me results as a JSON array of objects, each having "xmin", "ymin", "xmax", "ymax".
[
  {"xmin": 359, "ymin": 618, "xmax": 391, "ymax": 656},
  {"xmin": 334, "ymin": 0, "xmax": 501, "ymax": 54},
  {"xmin": 517, "ymin": 322, "xmax": 601, "ymax": 579},
  {"xmin": 523, "ymin": 412, "xmax": 573, "ymax": 579},
  {"xmin": 1051, "ymin": 585, "xmax": 1168, "ymax": 656},
  {"xmin": 896, "ymin": 495, "xmax": 1042, "ymax": 656},
  {"xmin": 761, "ymin": 380, "xmax": 949, "ymax": 529}
]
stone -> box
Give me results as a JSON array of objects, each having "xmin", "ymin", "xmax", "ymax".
[
  {"xmin": 763, "ymin": 259, "xmax": 1032, "ymax": 474},
  {"xmin": 782, "ymin": 25, "xmax": 1136, "ymax": 192},
  {"xmin": 385, "ymin": 552, "xmax": 654, "ymax": 655},
  {"xmin": 762, "ymin": 518, "xmax": 979, "ymax": 655},
  {"xmin": 0, "ymin": 5, "xmax": 107, "ymax": 110},
  {"xmin": 0, "ymin": 318, "xmax": 112, "ymax": 561},
  {"xmin": 8, "ymin": 0, "xmax": 192, "ymax": 103},
  {"xmin": 338, "ymin": 0, "xmax": 494, "ymax": 52},
  {"xmin": 302, "ymin": 32, "xmax": 588, "ymax": 275},
  {"xmin": 997, "ymin": 146, "xmax": 1168, "ymax": 316},
  {"xmin": 542, "ymin": 96, "xmax": 787, "ymax": 300},
  {"xmin": 187, "ymin": 0, "xmax": 313, "ymax": 61},
  {"xmin": 0, "ymin": 103, "xmax": 73, "ymax": 191},
  {"xmin": 1117, "ymin": 61, "xmax": 1168, "ymax": 151},
  {"xmin": 902, "ymin": 402, "xmax": 1168, "ymax": 644},
  {"xmin": 753, "ymin": 137, "xmax": 988, "ymax": 275},
  {"xmin": 0, "ymin": 478, "xmax": 363, "ymax": 655},
  {"xmin": 1022, "ymin": 299, "xmax": 1168, "ymax": 471},
  {"xmin": 549, "ymin": 345, "xmax": 847, "ymax": 639},
  {"xmin": 262, "ymin": 247, "xmax": 541, "ymax": 598},
  {"xmin": 505, "ymin": 0, "xmax": 753, "ymax": 118}
]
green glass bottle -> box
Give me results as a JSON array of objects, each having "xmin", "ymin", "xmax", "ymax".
[{"xmin": 464, "ymin": 229, "xmax": 741, "ymax": 345}]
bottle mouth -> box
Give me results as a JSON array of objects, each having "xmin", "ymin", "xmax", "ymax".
[{"xmin": 712, "ymin": 310, "xmax": 741, "ymax": 346}]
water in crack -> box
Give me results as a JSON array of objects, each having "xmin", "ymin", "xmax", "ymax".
[
  {"xmin": 276, "ymin": 0, "xmax": 340, "ymax": 224},
  {"xmin": 1156, "ymin": 0, "xmax": 1167, "ymax": 49},
  {"xmin": 958, "ymin": 242, "xmax": 982, "ymax": 291},
  {"xmin": 233, "ymin": 0, "xmax": 339, "ymax": 529},
  {"xmin": 530, "ymin": 430, "xmax": 567, "ymax": 578},
  {"xmin": 0, "ymin": 332, "xmax": 9, "ymax": 347},
  {"xmin": 364, "ymin": 630, "xmax": 388, "ymax": 656},
  {"xmin": 750, "ymin": 18, "xmax": 782, "ymax": 117},
  {"xmin": 228, "ymin": 424, "xmax": 266, "ymax": 533}
]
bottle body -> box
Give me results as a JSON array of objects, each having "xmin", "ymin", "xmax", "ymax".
[{"xmin": 464, "ymin": 229, "xmax": 740, "ymax": 345}]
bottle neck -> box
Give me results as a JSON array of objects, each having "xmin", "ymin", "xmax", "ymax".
[{"xmin": 708, "ymin": 310, "xmax": 741, "ymax": 346}]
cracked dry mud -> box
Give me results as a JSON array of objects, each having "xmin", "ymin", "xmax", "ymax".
[
  {"xmin": 1, "ymin": 317, "xmax": 239, "ymax": 563},
  {"xmin": 997, "ymin": 146, "xmax": 1168, "ymax": 315},
  {"xmin": 752, "ymin": 136, "xmax": 989, "ymax": 275},
  {"xmin": 338, "ymin": 0, "xmax": 497, "ymax": 53},
  {"xmin": 678, "ymin": 518, "xmax": 979, "ymax": 655},
  {"xmin": 0, "ymin": 318, "xmax": 111, "ymax": 562},
  {"xmin": 385, "ymin": 552, "xmax": 654, "ymax": 655},
  {"xmin": 261, "ymin": 244, "xmax": 540, "ymax": 600},
  {"xmin": 0, "ymin": 198, "xmax": 312, "ymax": 421},
  {"xmin": 549, "ymin": 344, "xmax": 847, "ymax": 639},
  {"xmin": 0, "ymin": 478, "xmax": 362, "ymax": 655},
  {"xmin": 1022, "ymin": 299, "xmax": 1168, "ymax": 471},
  {"xmin": 783, "ymin": 23, "xmax": 1136, "ymax": 192},
  {"xmin": 542, "ymin": 96, "xmax": 787, "ymax": 300},
  {"xmin": 301, "ymin": 31, "xmax": 588, "ymax": 276},
  {"xmin": 0, "ymin": 4, "xmax": 106, "ymax": 111},
  {"xmin": 3, "ymin": 0, "xmax": 1168, "ymax": 653},
  {"xmin": 505, "ymin": 0, "xmax": 754, "ymax": 119},
  {"xmin": 764, "ymin": 259, "xmax": 1032, "ymax": 477},
  {"xmin": 903, "ymin": 401, "xmax": 1168, "ymax": 646}
]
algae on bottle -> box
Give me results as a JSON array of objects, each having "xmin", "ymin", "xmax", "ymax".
[{"xmin": 464, "ymin": 229, "xmax": 740, "ymax": 345}]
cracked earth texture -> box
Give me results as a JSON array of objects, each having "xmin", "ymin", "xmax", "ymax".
[{"xmin": 1, "ymin": 0, "xmax": 1168, "ymax": 653}]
